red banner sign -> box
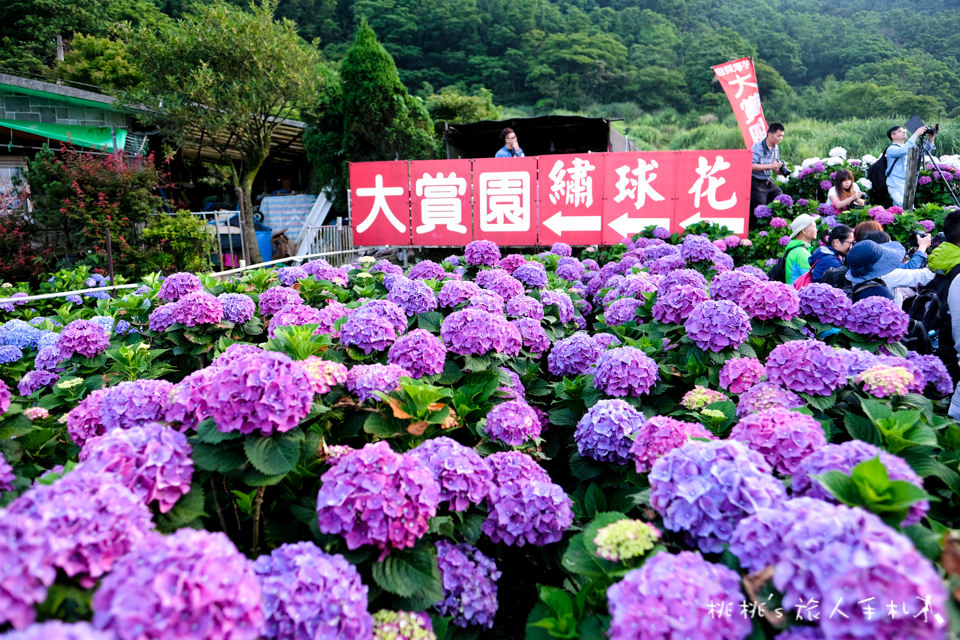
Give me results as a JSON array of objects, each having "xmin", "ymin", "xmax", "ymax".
[
  {"xmin": 350, "ymin": 149, "xmax": 752, "ymax": 246},
  {"xmin": 712, "ymin": 57, "xmax": 767, "ymax": 148}
]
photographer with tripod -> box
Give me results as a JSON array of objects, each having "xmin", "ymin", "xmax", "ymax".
[
  {"xmin": 885, "ymin": 123, "xmax": 936, "ymax": 208},
  {"xmin": 750, "ymin": 123, "xmax": 790, "ymax": 224}
]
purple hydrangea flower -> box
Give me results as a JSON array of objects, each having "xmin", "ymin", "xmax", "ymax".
[
  {"xmin": 798, "ymin": 283, "xmax": 852, "ymax": 325},
  {"xmin": 680, "ymin": 234, "xmax": 716, "ymax": 263},
  {"xmin": 440, "ymin": 308, "xmax": 518, "ymax": 357},
  {"xmin": 8, "ymin": 470, "xmax": 153, "ymax": 585},
  {"xmin": 0, "ymin": 345, "xmax": 23, "ymax": 363},
  {"xmin": 754, "ymin": 204, "xmax": 773, "ymax": 219},
  {"xmin": 540, "ymin": 290, "xmax": 575, "ymax": 323},
  {"xmin": 729, "ymin": 407, "xmax": 826, "ymax": 475},
  {"xmin": 835, "ymin": 347, "xmax": 881, "ymax": 378},
  {"xmin": 57, "ymin": 319, "xmax": 110, "ymax": 359},
  {"xmin": 409, "ymin": 437, "xmax": 493, "ymax": 511},
  {"xmin": 919, "ymin": 219, "xmax": 936, "ymax": 233},
  {"xmin": 913, "ymin": 353, "xmax": 953, "ymax": 395},
  {"xmin": 438, "ymin": 280, "xmax": 482, "ymax": 308},
  {"xmin": 505, "ymin": 295, "xmax": 544, "ymax": 320},
  {"xmin": 316, "ymin": 441, "xmax": 440, "ymax": 557},
  {"xmin": 78, "ymin": 422, "xmax": 192, "ymax": 513},
  {"xmin": 464, "ymin": 240, "xmax": 501, "ymax": 266},
  {"xmin": 258, "ymin": 286, "xmax": 303, "ymax": 317},
  {"xmin": 388, "ymin": 277, "xmax": 439, "ymax": 316},
  {"xmin": 99, "ymin": 379, "xmax": 174, "ymax": 433},
  {"xmin": 481, "ymin": 272, "xmax": 524, "ymax": 301},
  {"xmin": 158, "ymin": 272, "xmax": 202, "ymax": 302},
  {"xmin": 371, "ymin": 260, "xmax": 404, "ymax": 276},
  {"xmin": 475, "ymin": 267, "xmax": 509, "ymax": 289},
  {"xmin": 202, "ymin": 350, "xmax": 314, "ymax": 435},
  {"xmin": 778, "ymin": 235, "xmax": 791, "ymax": 246},
  {"xmin": 496, "ymin": 253, "xmax": 525, "ymax": 273},
  {"xmin": 0, "ymin": 508, "xmax": 57, "ymax": 629},
  {"xmin": 482, "ymin": 453, "xmax": 572, "ymax": 546},
  {"xmin": 17, "ymin": 370, "xmax": 59, "ymax": 397},
  {"xmin": 347, "ymin": 363, "xmax": 411, "ymax": 402},
  {"xmin": 730, "ymin": 499, "xmax": 947, "ymax": 637},
  {"xmin": 512, "ymin": 318, "xmax": 551, "ymax": 354},
  {"xmin": 593, "ymin": 347, "xmax": 659, "ymax": 397},
  {"xmin": 340, "ymin": 300, "xmax": 408, "ymax": 354},
  {"xmin": 408, "ymin": 260, "xmax": 445, "ymax": 281},
  {"xmin": 466, "ymin": 289, "xmax": 505, "ymax": 315},
  {"xmin": 575, "ymin": 399, "xmax": 645, "ymax": 464},
  {"xmin": 387, "ymin": 329, "xmax": 446, "ymax": 378},
  {"xmin": 774, "ymin": 194, "xmax": 794, "ymax": 207},
  {"xmin": 592, "ymin": 332, "xmax": 621, "ymax": 350},
  {"xmin": 718, "ymin": 357, "xmax": 766, "ymax": 393},
  {"xmin": 646, "ymin": 253, "xmax": 686, "ymax": 275},
  {"xmin": 0, "ymin": 621, "xmax": 116, "ymax": 640},
  {"xmin": 792, "ymin": 441, "xmax": 928, "ymax": 526},
  {"xmin": 738, "ymin": 281, "xmax": 800, "ymax": 321},
  {"xmin": 555, "ymin": 261, "xmax": 585, "ymax": 282},
  {"xmin": 253, "ymin": 542, "xmax": 372, "ymax": 640},
  {"xmin": 93, "ymin": 528, "xmax": 264, "ymax": 640},
  {"xmin": 267, "ymin": 303, "xmax": 323, "ymax": 338},
  {"xmin": 434, "ymin": 541, "xmax": 500, "ymax": 629},
  {"xmin": 0, "ymin": 379, "xmax": 10, "ymax": 415},
  {"xmin": 147, "ymin": 303, "xmax": 177, "ymax": 332},
  {"xmin": 218, "ymin": 293, "xmax": 256, "ymax": 324},
  {"xmin": 736, "ymin": 382, "xmax": 805, "ymax": 416},
  {"xmin": 630, "ymin": 416, "xmax": 714, "ymax": 473},
  {"xmin": 547, "ymin": 332, "xmax": 601, "ymax": 377},
  {"xmin": 171, "ymin": 290, "xmax": 224, "ymax": 326},
  {"xmin": 659, "ymin": 268, "xmax": 707, "ymax": 292},
  {"xmin": 684, "ymin": 300, "xmax": 751, "ymax": 352},
  {"xmin": 869, "ymin": 205, "xmax": 895, "ymax": 225},
  {"xmin": 276, "ymin": 265, "xmax": 308, "ymax": 286},
  {"xmin": 846, "ymin": 297, "xmax": 909, "ymax": 342},
  {"xmin": 818, "ymin": 202, "xmax": 837, "ymax": 217},
  {"xmin": 550, "ymin": 242, "xmax": 572, "ymax": 257},
  {"xmin": 603, "ymin": 297, "xmax": 643, "ymax": 326},
  {"xmin": 649, "ymin": 439, "xmax": 786, "ymax": 552},
  {"xmin": 651, "ymin": 226, "xmax": 671, "ymax": 239},
  {"xmin": 484, "ymin": 399, "xmax": 541, "ymax": 445},
  {"xmin": 770, "ymin": 216, "xmax": 787, "ymax": 229},
  {"xmin": 0, "ymin": 449, "xmax": 14, "ymax": 491},
  {"xmin": 766, "ymin": 340, "xmax": 845, "ymax": 396},
  {"xmin": 606, "ymin": 551, "xmax": 752, "ymax": 640},
  {"xmin": 302, "ymin": 262, "xmax": 348, "ymax": 286},
  {"xmin": 652, "ymin": 284, "xmax": 709, "ymax": 324},
  {"xmin": 512, "ymin": 262, "xmax": 548, "ymax": 288}
]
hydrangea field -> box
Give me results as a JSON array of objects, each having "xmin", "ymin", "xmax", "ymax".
[{"xmin": 2, "ymin": 217, "xmax": 960, "ymax": 637}]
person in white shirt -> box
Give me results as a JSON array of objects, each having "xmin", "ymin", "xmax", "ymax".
[{"xmin": 827, "ymin": 169, "xmax": 865, "ymax": 212}]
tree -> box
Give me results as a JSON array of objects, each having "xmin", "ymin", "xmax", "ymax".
[
  {"xmin": 425, "ymin": 87, "xmax": 502, "ymax": 124},
  {"xmin": 55, "ymin": 34, "xmax": 142, "ymax": 92},
  {"xmin": 121, "ymin": 0, "xmax": 324, "ymax": 263},
  {"xmin": 303, "ymin": 19, "xmax": 438, "ymax": 214}
]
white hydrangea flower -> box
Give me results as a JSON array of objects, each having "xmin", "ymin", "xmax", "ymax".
[
  {"xmin": 861, "ymin": 154, "xmax": 878, "ymax": 166},
  {"xmin": 801, "ymin": 157, "xmax": 821, "ymax": 168},
  {"xmin": 858, "ymin": 177, "xmax": 872, "ymax": 190},
  {"xmin": 775, "ymin": 174, "xmax": 790, "ymax": 183},
  {"xmin": 828, "ymin": 146, "xmax": 847, "ymax": 159},
  {"xmin": 826, "ymin": 156, "xmax": 844, "ymax": 166}
]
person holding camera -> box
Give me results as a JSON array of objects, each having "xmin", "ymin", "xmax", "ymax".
[
  {"xmin": 885, "ymin": 124, "xmax": 935, "ymax": 208},
  {"xmin": 750, "ymin": 123, "xmax": 787, "ymax": 221},
  {"xmin": 827, "ymin": 169, "xmax": 866, "ymax": 212}
]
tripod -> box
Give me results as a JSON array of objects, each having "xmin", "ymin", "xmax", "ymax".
[{"xmin": 918, "ymin": 135, "xmax": 960, "ymax": 208}]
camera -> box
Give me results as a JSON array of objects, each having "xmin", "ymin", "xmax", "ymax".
[
  {"xmin": 907, "ymin": 230, "xmax": 928, "ymax": 248},
  {"xmin": 924, "ymin": 124, "xmax": 939, "ymax": 136},
  {"xmin": 778, "ymin": 162, "xmax": 792, "ymax": 177}
]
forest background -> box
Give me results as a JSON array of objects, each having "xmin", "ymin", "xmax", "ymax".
[{"xmin": 2, "ymin": 0, "xmax": 959, "ymax": 180}]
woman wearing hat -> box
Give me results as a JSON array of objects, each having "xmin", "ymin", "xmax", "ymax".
[
  {"xmin": 784, "ymin": 213, "xmax": 820, "ymax": 285},
  {"xmin": 845, "ymin": 240, "xmax": 905, "ymax": 301}
]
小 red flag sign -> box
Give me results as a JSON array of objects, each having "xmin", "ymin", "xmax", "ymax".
[{"xmin": 712, "ymin": 57, "xmax": 768, "ymax": 148}]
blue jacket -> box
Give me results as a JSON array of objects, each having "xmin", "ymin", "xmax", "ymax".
[{"xmin": 810, "ymin": 246, "xmax": 844, "ymax": 282}]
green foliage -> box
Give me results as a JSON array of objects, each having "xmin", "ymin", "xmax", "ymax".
[
  {"xmin": 55, "ymin": 33, "xmax": 142, "ymax": 92},
  {"xmin": 23, "ymin": 145, "xmax": 162, "ymax": 276},
  {"xmin": 304, "ymin": 19, "xmax": 438, "ymax": 214},
  {"xmin": 121, "ymin": 0, "xmax": 325, "ymax": 263},
  {"xmin": 425, "ymin": 87, "xmax": 502, "ymax": 123},
  {"xmin": 816, "ymin": 457, "xmax": 934, "ymax": 528},
  {"xmin": 141, "ymin": 211, "xmax": 217, "ymax": 274}
]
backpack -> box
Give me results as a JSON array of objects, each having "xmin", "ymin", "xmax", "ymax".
[
  {"xmin": 820, "ymin": 266, "xmax": 852, "ymax": 297},
  {"xmin": 866, "ymin": 148, "xmax": 900, "ymax": 208},
  {"xmin": 902, "ymin": 264, "xmax": 960, "ymax": 361},
  {"xmin": 767, "ymin": 243, "xmax": 804, "ymax": 283},
  {"xmin": 793, "ymin": 257, "xmax": 822, "ymax": 290}
]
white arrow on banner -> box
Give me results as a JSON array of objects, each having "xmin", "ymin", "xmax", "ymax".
[
  {"xmin": 542, "ymin": 211, "xmax": 602, "ymax": 236},
  {"xmin": 678, "ymin": 212, "xmax": 745, "ymax": 234},
  {"xmin": 606, "ymin": 213, "xmax": 672, "ymax": 238}
]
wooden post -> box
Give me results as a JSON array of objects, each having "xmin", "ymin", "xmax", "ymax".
[{"xmin": 903, "ymin": 144, "xmax": 922, "ymax": 211}]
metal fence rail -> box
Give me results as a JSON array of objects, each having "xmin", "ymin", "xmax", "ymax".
[{"xmin": 302, "ymin": 223, "xmax": 356, "ymax": 267}]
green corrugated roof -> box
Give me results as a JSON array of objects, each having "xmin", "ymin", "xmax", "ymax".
[{"xmin": 0, "ymin": 120, "xmax": 126, "ymax": 152}]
